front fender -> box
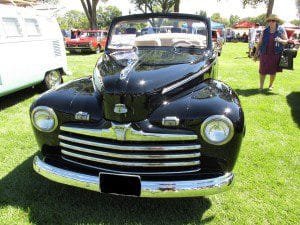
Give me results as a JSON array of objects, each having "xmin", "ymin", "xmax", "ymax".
[
  {"xmin": 149, "ymin": 79, "xmax": 245, "ymax": 172},
  {"xmin": 30, "ymin": 78, "xmax": 102, "ymax": 149}
]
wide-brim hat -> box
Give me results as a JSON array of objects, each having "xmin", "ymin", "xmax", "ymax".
[{"xmin": 266, "ymin": 14, "xmax": 280, "ymax": 22}]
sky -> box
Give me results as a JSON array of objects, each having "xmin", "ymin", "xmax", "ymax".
[{"xmin": 59, "ymin": 0, "xmax": 299, "ymax": 22}]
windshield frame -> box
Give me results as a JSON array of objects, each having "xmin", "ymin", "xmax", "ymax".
[{"xmin": 105, "ymin": 13, "xmax": 212, "ymax": 53}]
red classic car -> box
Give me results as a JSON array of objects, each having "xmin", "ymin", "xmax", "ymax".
[{"xmin": 66, "ymin": 30, "xmax": 108, "ymax": 54}]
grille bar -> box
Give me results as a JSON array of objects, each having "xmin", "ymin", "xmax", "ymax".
[
  {"xmin": 61, "ymin": 150, "xmax": 200, "ymax": 167},
  {"xmin": 59, "ymin": 135, "xmax": 200, "ymax": 151},
  {"xmin": 60, "ymin": 142, "xmax": 200, "ymax": 159},
  {"xmin": 62, "ymin": 156, "xmax": 201, "ymax": 175}
]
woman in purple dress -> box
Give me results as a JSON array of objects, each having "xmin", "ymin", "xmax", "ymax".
[{"xmin": 254, "ymin": 15, "xmax": 288, "ymax": 91}]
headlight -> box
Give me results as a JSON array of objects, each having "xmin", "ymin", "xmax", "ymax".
[
  {"xmin": 200, "ymin": 115, "xmax": 234, "ymax": 145},
  {"xmin": 31, "ymin": 106, "xmax": 58, "ymax": 132}
]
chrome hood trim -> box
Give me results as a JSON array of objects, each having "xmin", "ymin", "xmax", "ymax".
[{"xmin": 162, "ymin": 60, "xmax": 214, "ymax": 94}]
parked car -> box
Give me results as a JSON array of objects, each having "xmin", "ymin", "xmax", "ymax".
[
  {"xmin": 65, "ymin": 30, "xmax": 108, "ymax": 54},
  {"xmin": 212, "ymin": 29, "xmax": 223, "ymax": 56},
  {"xmin": 31, "ymin": 13, "xmax": 245, "ymax": 198},
  {"xmin": 0, "ymin": 5, "xmax": 69, "ymax": 97}
]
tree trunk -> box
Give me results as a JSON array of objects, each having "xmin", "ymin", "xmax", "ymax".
[
  {"xmin": 174, "ymin": 0, "xmax": 180, "ymax": 12},
  {"xmin": 161, "ymin": 0, "xmax": 168, "ymax": 13},
  {"xmin": 80, "ymin": 0, "xmax": 99, "ymax": 29},
  {"xmin": 266, "ymin": 0, "xmax": 274, "ymax": 17}
]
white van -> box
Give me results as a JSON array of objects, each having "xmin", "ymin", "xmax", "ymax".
[{"xmin": 0, "ymin": 4, "xmax": 69, "ymax": 97}]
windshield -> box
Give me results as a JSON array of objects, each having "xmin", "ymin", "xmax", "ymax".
[
  {"xmin": 80, "ymin": 32, "xmax": 98, "ymax": 37},
  {"xmin": 108, "ymin": 17, "xmax": 208, "ymax": 51}
]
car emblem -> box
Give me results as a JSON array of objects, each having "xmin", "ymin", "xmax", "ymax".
[
  {"xmin": 114, "ymin": 104, "xmax": 127, "ymax": 114},
  {"xmin": 111, "ymin": 123, "xmax": 131, "ymax": 141},
  {"xmin": 75, "ymin": 111, "xmax": 90, "ymax": 121}
]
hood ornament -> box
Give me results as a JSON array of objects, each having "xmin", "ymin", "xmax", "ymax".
[
  {"xmin": 114, "ymin": 104, "xmax": 128, "ymax": 114},
  {"xmin": 119, "ymin": 58, "xmax": 139, "ymax": 80}
]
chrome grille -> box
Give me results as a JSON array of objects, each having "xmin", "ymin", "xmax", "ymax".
[
  {"xmin": 59, "ymin": 125, "xmax": 201, "ymax": 175},
  {"xmin": 52, "ymin": 40, "xmax": 61, "ymax": 56}
]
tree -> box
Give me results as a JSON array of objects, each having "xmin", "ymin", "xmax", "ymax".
[
  {"xmin": 290, "ymin": 19, "xmax": 300, "ymax": 26},
  {"xmin": 131, "ymin": 0, "xmax": 177, "ymax": 13},
  {"xmin": 196, "ymin": 10, "xmax": 207, "ymax": 17},
  {"xmin": 241, "ymin": 0, "xmax": 274, "ymax": 17},
  {"xmin": 57, "ymin": 10, "xmax": 89, "ymax": 30},
  {"xmin": 218, "ymin": 0, "xmax": 275, "ymax": 18},
  {"xmin": 174, "ymin": 0, "xmax": 180, "ymax": 12},
  {"xmin": 211, "ymin": 13, "xmax": 229, "ymax": 27},
  {"xmin": 80, "ymin": 0, "xmax": 100, "ymax": 29},
  {"xmin": 97, "ymin": 6, "xmax": 122, "ymax": 29},
  {"xmin": 229, "ymin": 15, "xmax": 240, "ymax": 27},
  {"xmin": 211, "ymin": 13, "xmax": 221, "ymax": 21},
  {"xmin": 249, "ymin": 14, "xmax": 267, "ymax": 25}
]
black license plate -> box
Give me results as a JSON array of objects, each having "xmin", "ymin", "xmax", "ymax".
[{"xmin": 99, "ymin": 172, "xmax": 141, "ymax": 197}]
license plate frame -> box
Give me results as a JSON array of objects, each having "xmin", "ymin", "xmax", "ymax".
[{"xmin": 99, "ymin": 172, "xmax": 141, "ymax": 197}]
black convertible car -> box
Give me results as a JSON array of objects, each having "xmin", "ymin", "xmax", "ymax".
[{"xmin": 30, "ymin": 13, "xmax": 245, "ymax": 197}]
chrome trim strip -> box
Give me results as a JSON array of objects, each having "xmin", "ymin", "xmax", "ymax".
[
  {"xmin": 162, "ymin": 63, "xmax": 213, "ymax": 94},
  {"xmin": 60, "ymin": 125, "xmax": 198, "ymax": 142},
  {"xmin": 61, "ymin": 150, "xmax": 200, "ymax": 167},
  {"xmin": 60, "ymin": 142, "xmax": 201, "ymax": 159},
  {"xmin": 33, "ymin": 156, "xmax": 234, "ymax": 198},
  {"xmin": 58, "ymin": 135, "xmax": 201, "ymax": 151},
  {"xmin": 62, "ymin": 156, "xmax": 201, "ymax": 175}
]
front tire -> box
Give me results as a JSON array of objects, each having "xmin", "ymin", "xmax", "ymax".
[{"xmin": 42, "ymin": 70, "xmax": 63, "ymax": 90}]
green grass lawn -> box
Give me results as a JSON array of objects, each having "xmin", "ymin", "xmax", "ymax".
[{"xmin": 0, "ymin": 43, "xmax": 299, "ymax": 225}]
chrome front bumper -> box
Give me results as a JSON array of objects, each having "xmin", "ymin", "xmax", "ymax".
[{"xmin": 33, "ymin": 156, "xmax": 234, "ymax": 198}]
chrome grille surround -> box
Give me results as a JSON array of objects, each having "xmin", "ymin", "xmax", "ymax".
[{"xmin": 59, "ymin": 124, "xmax": 201, "ymax": 175}]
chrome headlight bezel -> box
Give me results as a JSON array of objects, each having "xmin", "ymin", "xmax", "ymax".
[
  {"xmin": 31, "ymin": 106, "xmax": 58, "ymax": 132},
  {"xmin": 92, "ymin": 58, "xmax": 104, "ymax": 92},
  {"xmin": 200, "ymin": 115, "xmax": 234, "ymax": 145}
]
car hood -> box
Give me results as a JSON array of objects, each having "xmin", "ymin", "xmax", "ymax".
[
  {"xmin": 95, "ymin": 48, "xmax": 214, "ymax": 123},
  {"xmin": 97, "ymin": 49, "xmax": 211, "ymax": 94},
  {"xmin": 67, "ymin": 37, "xmax": 95, "ymax": 43}
]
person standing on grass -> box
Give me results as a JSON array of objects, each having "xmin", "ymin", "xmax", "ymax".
[
  {"xmin": 254, "ymin": 14, "xmax": 288, "ymax": 91},
  {"xmin": 248, "ymin": 23, "xmax": 260, "ymax": 57}
]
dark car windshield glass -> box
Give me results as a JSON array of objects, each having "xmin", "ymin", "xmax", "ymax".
[
  {"xmin": 108, "ymin": 17, "xmax": 208, "ymax": 51},
  {"xmin": 109, "ymin": 48, "xmax": 204, "ymax": 66}
]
